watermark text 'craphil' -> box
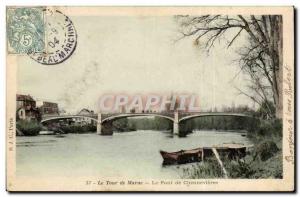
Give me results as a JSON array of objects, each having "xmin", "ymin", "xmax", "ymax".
[{"xmin": 98, "ymin": 94, "xmax": 201, "ymax": 113}]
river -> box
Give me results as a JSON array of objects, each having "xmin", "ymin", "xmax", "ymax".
[{"xmin": 16, "ymin": 130, "xmax": 251, "ymax": 179}]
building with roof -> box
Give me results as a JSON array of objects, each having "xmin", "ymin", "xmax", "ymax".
[
  {"xmin": 36, "ymin": 101, "xmax": 59, "ymax": 116},
  {"xmin": 16, "ymin": 94, "xmax": 40, "ymax": 121}
]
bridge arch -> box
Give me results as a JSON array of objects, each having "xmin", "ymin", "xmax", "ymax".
[
  {"xmin": 178, "ymin": 113, "xmax": 253, "ymax": 123},
  {"xmin": 41, "ymin": 115, "xmax": 98, "ymax": 124},
  {"xmin": 101, "ymin": 113, "xmax": 174, "ymax": 123}
]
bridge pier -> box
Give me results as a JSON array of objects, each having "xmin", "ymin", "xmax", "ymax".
[
  {"xmin": 97, "ymin": 113, "xmax": 114, "ymax": 135},
  {"xmin": 97, "ymin": 113, "xmax": 102, "ymax": 135},
  {"xmin": 173, "ymin": 111, "xmax": 179, "ymax": 135}
]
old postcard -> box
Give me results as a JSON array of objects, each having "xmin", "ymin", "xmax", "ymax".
[{"xmin": 6, "ymin": 6, "xmax": 294, "ymax": 191}]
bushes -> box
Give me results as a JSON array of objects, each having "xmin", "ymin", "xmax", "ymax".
[
  {"xmin": 272, "ymin": 119, "xmax": 283, "ymax": 137},
  {"xmin": 17, "ymin": 120, "xmax": 42, "ymax": 136},
  {"xmin": 248, "ymin": 118, "xmax": 282, "ymax": 138},
  {"xmin": 182, "ymin": 139, "xmax": 282, "ymax": 179},
  {"xmin": 181, "ymin": 158, "xmax": 223, "ymax": 179},
  {"xmin": 257, "ymin": 121, "xmax": 273, "ymax": 136},
  {"xmin": 60, "ymin": 125, "xmax": 96, "ymax": 134},
  {"xmin": 224, "ymin": 158, "xmax": 256, "ymax": 178},
  {"xmin": 254, "ymin": 140, "xmax": 279, "ymax": 161},
  {"xmin": 226, "ymin": 140, "xmax": 281, "ymax": 178},
  {"xmin": 84, "ymin": 125, "xmax": 97, "ymax": 132},
  {"xmin": 17, "ymin": 120, "xmax": 97, "ymax": 135},
  {"xmin": 125, "ymin": 117, "xmax": 172, "ymax": 131}
]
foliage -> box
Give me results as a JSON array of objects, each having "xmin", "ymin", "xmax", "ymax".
[
  {"xmin": 272, "ymin": 119, "xmax": 283, "ymax": 137},
  {"xmin": 180, "ymin": 116, "xmax": 259, "ymax": 132},
  {"xmin": 224, "ymin": 158, "xmax": 256, "ymax": 178},
  {"xmin": 254, "ymin": 140, "xmax": 279, "ymax": 161},
  {"xmin": 112, "ymin": 118, "xmax": 131, "ymax": 132},
  {"xmin": 182, "ymin": 137, "xmax": 282, "ymax": 179},
  {"xmin": 256, "ymin": 100, "xmax": 276, "ymax": 119},
  {"xmin": 60, "ymin": 125, "xmax": 96, "ymax": 134},
  {"xmin": 249, "ymin": 118, "xmax": 282, "ymax": 138},
  {"xmin": 112, "ymin": 117, "xmax": 172, "ymax": 132},
  {"xmin": 16, "ymin": 120, "xmax": 42, "ymax": 136},
  {"xmin": 252, "ymin": 151, "xmax": 282, "ymax": 179},
  {"xmin": 181, "ymin": 158, "xmax": 223, "ymax": 179}
]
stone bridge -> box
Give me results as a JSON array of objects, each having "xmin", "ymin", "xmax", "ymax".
[{"xmin": 41, "ymin": 112, "xmax": 254, "ymax": 136}]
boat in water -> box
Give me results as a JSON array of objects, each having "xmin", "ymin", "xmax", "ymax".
[
  {"xmin": 39, "ymin": 130, "xmax": 55, "ymax": 135},
  {"xmin": 160, "ymin": 143, "xmax": 252, "ymax": 165},
  {"xmin": 160, "ymin": 148, "xmax": 204, "ymax": 165}
]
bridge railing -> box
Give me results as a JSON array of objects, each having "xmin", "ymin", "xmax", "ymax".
[
  {"xmin": 41, "ymin": 111, "xmax": 254, "ymax": 121},
  {"xmin": 41, "ymin": 114, "xmax": 98, "ymax": 120},
  {"xmin": 101, "ymin": 112, "xmax": 175, "ymax": 119}
]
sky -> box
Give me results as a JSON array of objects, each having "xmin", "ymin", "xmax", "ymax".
[{"xmin": 17, "ymin": 15, "xmax": 253, "ymax": 113}]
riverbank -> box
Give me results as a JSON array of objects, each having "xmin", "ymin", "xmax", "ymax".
[
  {"xmin": 181, "ymin": 119, "xmax": 283, "ymax": 179},
  {"xmin": 16, "ymin": 120, "xmax": 97, "ymax": 136},
  {"xmin": 183, "ymin": 139, "xmax": 282, "ymax": 179},
  {"xmin": 16, "ymin": 120, "xmax": 42, "ymax": 136}
]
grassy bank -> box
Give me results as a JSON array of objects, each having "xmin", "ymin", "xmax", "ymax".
[
  {"xmin": 17, "ymin": 120, "xmax": 97, "ymax": 135},
  {"xmin": 181, "ymin": 119, "xmax": 283, "ymax": 179},
  {"xmin": 17, "ymin": 120, "xmax": 42, "ymax": 136}
]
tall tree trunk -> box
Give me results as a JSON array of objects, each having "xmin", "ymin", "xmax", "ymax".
[{"xmin": 270, "ymin": 16, "xmax": 283, "ymax": 119}]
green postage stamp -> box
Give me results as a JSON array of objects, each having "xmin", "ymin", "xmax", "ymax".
[
  {"xmin": 7, "ymin": 7, "xmax": 77, "ymax": 64},
  {"xmin": 7, "ymin": 7, "xmax": 45, "ymax": 54}
]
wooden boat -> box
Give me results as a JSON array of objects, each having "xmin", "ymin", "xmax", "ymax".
[
  {"xmin": 160, "ymin": 148, "xmax": 203, "ymax": 165},
  {"xmin": 203, "ymin": 144, "xmax": 247, "ymax": 159},
  {"xmin": 160, "ymin": 143, "xmax": 252, "ymax": 165}
]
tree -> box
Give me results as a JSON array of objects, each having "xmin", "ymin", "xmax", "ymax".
[
  {"xmin": 257, "ymin": 100, "xmax": 276, "ymax": 120},
  {"xmin": 176, "ymin": 15, "xmax": 282, "ymax": 119}
]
